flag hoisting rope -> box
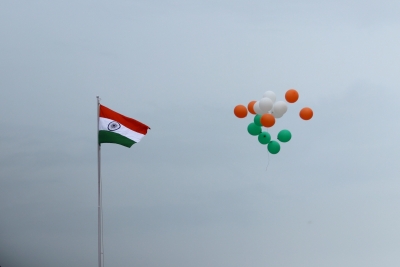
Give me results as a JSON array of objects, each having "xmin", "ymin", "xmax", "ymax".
[{"xmin": 96, "ymin": 96, "xmax": 150, "ymax": 267}]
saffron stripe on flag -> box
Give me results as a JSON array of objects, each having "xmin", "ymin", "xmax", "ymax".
[{"xmin": 99, "ymin": 105, "xmax": 150, "ymax": 135}]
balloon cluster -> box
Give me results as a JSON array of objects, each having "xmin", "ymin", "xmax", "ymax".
[{"xmin": 234, "ymin": 89, "xmax": 313, "ymax": 154}]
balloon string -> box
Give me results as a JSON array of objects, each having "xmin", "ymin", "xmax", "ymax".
[{"xmin": 266, "ymin": 128, "xmax": 270, "ymax": 171}]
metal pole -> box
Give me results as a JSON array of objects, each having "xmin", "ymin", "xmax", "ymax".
[{"xmin": 97, "ymin": 96, "xmax": 102, "ymax": 267}]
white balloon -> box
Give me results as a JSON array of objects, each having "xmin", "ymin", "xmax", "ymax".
[
  {"xmin": 259, "ymin": 97, "xmax": 273, "ymax": 113},
  {"xmin": 253, "ymin": 101, "xmax": 263, "ymax": 115},
  {"xmin": 262, "ymin": 91, "xmax": 276, "ymax": 103},
  {"xmin": 272, "ymin": 101, "xmax": 288, "ymax": 118},
  {"xmin": 272, "ymin": 111, "xmax": 285, "ymax": 118}
]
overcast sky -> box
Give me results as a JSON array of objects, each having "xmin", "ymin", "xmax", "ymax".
[{"xmin": 2, "ymin": 0, "xmax": 400, "ymax": 266}]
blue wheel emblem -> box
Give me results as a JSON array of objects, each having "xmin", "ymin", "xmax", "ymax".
[{"xmin": 108, "ymin": 121, "xmax": 121, "ymax": 131}]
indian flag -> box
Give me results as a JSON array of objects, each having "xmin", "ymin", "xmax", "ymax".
[{"xmin": 99, "ymin": 105, "xmax": 150, "ymax": 148}]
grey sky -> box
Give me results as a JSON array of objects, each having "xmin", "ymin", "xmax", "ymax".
[{"xmin": 1, "ymin": 0, "xmax": 400, "ymax": 266}]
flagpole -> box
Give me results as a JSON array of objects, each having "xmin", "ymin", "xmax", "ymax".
[{"xmin": 97, "ymin": 96, "xmax": 102, "ymax": 267}]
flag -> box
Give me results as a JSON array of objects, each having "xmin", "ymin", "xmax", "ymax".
[{"xmin": 99, "ymin": 105, "xmax": 150, "ymax": 148}]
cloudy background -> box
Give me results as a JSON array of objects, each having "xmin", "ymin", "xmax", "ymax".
[{"xmin": 2, "ymin": 0, "xmax": 400, "ymax": 266}]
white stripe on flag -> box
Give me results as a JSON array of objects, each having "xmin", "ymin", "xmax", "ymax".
[{"xmin": 99, "ymin": 117, "xmax": 145, "ymax": 143}]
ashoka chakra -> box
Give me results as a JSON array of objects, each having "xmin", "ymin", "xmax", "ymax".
[{"xmin": 108, "ymin": 121, "xmax": 121, "ymax": 131}]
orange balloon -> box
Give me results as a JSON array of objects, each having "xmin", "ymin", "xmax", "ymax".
[
  {"xmin": 247, "ymin": 101, "xmax": 256, "ymax": 114},
  {"xmin": 285, "ymin": 89, "xmax": 299, "ymax": 103},
  {"xmin": 299, "ymin": 107, "xmax": 313, "ymax": 120},
  {"xmin": 234, "ymin": 105, "xmax": 248, "ymax": 118},
  {"xmin": 260, "ymin": 114, "xmax": 275, "ymax": 127}
]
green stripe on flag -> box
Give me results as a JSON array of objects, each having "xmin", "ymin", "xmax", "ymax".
[{"xmin": 99, "ymin": 130, "xmax": 136, "ymax": 148}]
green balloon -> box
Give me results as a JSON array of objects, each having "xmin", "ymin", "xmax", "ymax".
[
  {"xmin": 247, "ymin": 123, "xmax": 262, "ymax": 136},
  {"xmin": 258, "ymin": 132, "xmax": 271, "ymax": 145},
  {"xmin": 277, "ymin": 129, "xmax": 292, "ymax": 142},
  {"xmin": 268, "ymin": 141, "xmax": 280, "ymax": 154},
  {"xmin": 254, "ymin": 114, "xmax": 262, "ymax": 126}
]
